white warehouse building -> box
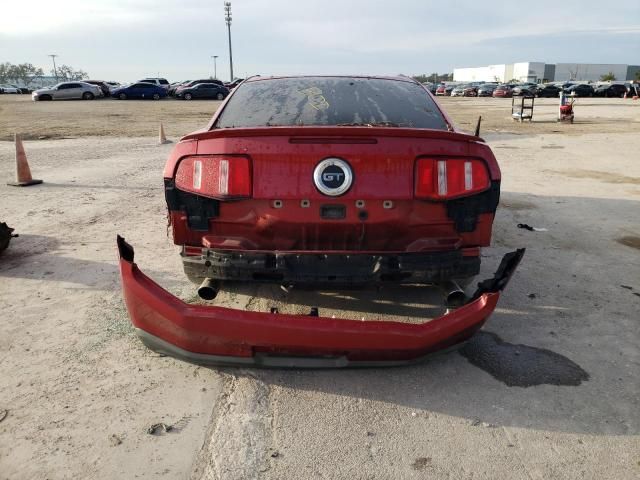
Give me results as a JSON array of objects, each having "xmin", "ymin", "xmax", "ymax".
[{"xmin": 453, "ymin": 62, "xmax": 640, "ymax": 83}]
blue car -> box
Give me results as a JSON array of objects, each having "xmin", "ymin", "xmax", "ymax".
[{"xmin": 111, "ymin": 82, "xmax": 167, "ymax": 100}]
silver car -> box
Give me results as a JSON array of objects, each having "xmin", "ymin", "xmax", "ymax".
[
  {"xmin": 0, "ymin": 84, "xmax": 21, "ymax": 94},
  {"xmin": 31, "ymin": 82, "xmax": 102, "ymax": 101}
]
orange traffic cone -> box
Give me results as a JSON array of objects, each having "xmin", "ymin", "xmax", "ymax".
[
  {"xmin": 159, "ymin": 123, "xmax": 170, "ymax": 144},
  {"xmin": 8, "ymin": 134, "xmax": 43, "ymax": 187}
]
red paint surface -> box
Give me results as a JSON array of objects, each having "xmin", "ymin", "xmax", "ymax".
[{"xmin": 164, "ymin": 128, "xmax": 500, "ymax": 252}]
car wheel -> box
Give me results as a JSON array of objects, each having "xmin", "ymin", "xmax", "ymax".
[
  {"xmin": 118, "ymin": 93, "xmax": 127, "ymax": 100},
  {"xmin": 184, "ymin": 93, "xmax": 192, "ymax": 100},
  {"xmin": 40, "ymin": 95, "xmax": 52, "ymax": 101},
  {"xmin": 82, "ymin": 92, "xmax": 95, "ymax": 100},
  {"xmin": 153, "ymin": 93, "xmax": 161, "ymax": 100},
  {"xmin": 216, "ymin": 93, "xmax": 225, "ymax": 100}
]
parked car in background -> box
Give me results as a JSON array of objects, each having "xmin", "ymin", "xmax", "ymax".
[
  {"xmin": 477, "ymin": 83, "xmax": 498, "ymax": 96},
  {"xmin": 422, "ymin": 82, "xmax": 438, "ymax": 94},
  {"xmin": 462, "ymin": 85, "xmax": 479, "ymax": 97},
  {"xmin": 565, "ymin": 84, "xmax": 594, "ymax": 97},
  {"xmin": 0, "ymin": 84, "xmax": 20, "ymax": 94},
  {"xmin": 511, "ymin": 84, "xmax": 538, "ymax": 97},
  {"xmin": 105, "ymin": 81, "xmax": 121, "ymax": 90},
  {"xmin": 31, "ymin": 82, "xmax": 102, "ymax": 101},
  {"xmin": 593, "ymin": 83, "xmax": 628, "ymax": 98},
  {"xmin": 139, "ymin": 78, "xmax": 170, "ymax": 90},
  {"xmin": 536, "ymin": 84, "xmax": 562, "ymax": 97},
  {"xmin": 492, "ymin": 84, "xmax": 512, "ymax": 97},
  {"xmin": 435, "ymin": 84, "xmax": 449, "ymax": 96},
  {"xmin": 169, "ymin": 81, "xmax": 189, "ymax": 96},
  {"xmin": 450, "ymin": 84, "xmax": 467, "ymax": 97},
  {"xmin": 224, "ymin": 78, "xmax": 244, "ymax": 90},
  {"xmin": 175, "ymin": 82, "xmax": 230, "ymax": 100},
  {"xmin": 174, "ymin": 78, "xmax": 224, "ymax": 96},
  {"xmin": 4, "ymin": 84, "xmax": 31, "ymax": 94},
  {"xmin": 111, "ymin": 82, "xmax": 167, "ymax": 100},
  {"xmin": 84, "ymin": 80, "xmax": 111, "ymax": 97}
]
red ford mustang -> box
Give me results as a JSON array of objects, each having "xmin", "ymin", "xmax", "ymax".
[{"xmin": 118, "ymin": 75, "xmax": 523, "ymax": 367}]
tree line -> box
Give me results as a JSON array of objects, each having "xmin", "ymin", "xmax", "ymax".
[
  {"xmin": 412, "ymin": 73, "xmax": 453, "ymax": 83},
  {"xmin": 0, "ymin": 62, "xmax": 89, "ymax": 85}
]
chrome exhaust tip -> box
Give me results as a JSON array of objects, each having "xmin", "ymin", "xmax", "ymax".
[
  {"xmin": 198, "ymin": 278, "xmax": 219, "ymax": 300},
  {"xmin": 441, "ymin": 280, "xmax": 467, "ymax": 309}
]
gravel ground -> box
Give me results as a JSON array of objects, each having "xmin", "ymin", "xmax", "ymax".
[{"xmin": 0, "ymin": 96, "xmax": 638, "ymax": 479}]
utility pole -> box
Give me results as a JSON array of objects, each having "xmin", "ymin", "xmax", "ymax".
[
  {"xmin": 211, "ymin": 55, "xmax": 219, "ymax": 79},
  {"xmin": 224, "ymin": 2, "xmax": 234, "ymax": 82},
  {"xmin": 48, "ymin": 54, "xmax": 58, "ymax": 82}
]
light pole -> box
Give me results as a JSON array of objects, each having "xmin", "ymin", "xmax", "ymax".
[
  {"xmin": 211, "ymin": 55, "xmax": 219, "ymax": 79},
  {"xmin": 48, "ymin": 54, "xmax": 58, "ymax": 82},
  {"xmin": 224, "ymin": 2, "xmax": 234, "ymax": 82}
]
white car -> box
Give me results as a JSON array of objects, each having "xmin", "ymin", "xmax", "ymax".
[
  {"xmin": 0, "ymin": 84, "xmax": 20, "ymax": 94},
  {"xmin": 105, "ymin": 81, "xmax": 121, "ymax": 92},
  {"xmin": 138, "ymin": 78, "xmax": 170, "ymax": 90},
  {"xmin": 31, "ymin": 82, "xmax": 102, "ymax": 101}
]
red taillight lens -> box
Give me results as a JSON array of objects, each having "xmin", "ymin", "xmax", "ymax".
[
  {"xmin": 415, "ymin": 158, "xmax": 490, "ymax": 200},
  {"xmin": 175, "ymin": 155, "xmax": 251, "ymax": 199}
]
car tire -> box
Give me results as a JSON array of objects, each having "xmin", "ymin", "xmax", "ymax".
[
  {"xmin": 184, "ymin": 93, "xmax": 192, "ymax": 100},
  {"xmin": 216, "ymin": 93, "xmax": 225, "ymax": 100},
  {"xmin": 118, "ymin": 93, "xmax": 127, "ymax": 100},
  {"xmin": 82, "ymin": 92, "xmax": 95, "ymax": 100},
  {"xmin": 153, "ymin": 93, "xmax": 161, "ymax": 100},
  {"xmin": 40, "ymin": 95, "xmax": 52, "ymax": 101}
]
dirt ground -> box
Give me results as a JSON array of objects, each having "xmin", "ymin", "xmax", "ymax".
[
  {"xmin": 1, "ymin": 94, "xmax": 639, "ymax": 142},
  {"xmin": 0, "ymin": 95, "xmax": 639, "ymax": 479}
]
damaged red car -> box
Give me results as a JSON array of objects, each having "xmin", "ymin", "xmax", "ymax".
[{"xmin": 118, "ymin": 75, "xmax": 523, "ymax": 367}]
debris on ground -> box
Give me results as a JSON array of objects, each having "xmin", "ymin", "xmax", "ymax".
[
  {"xmin": 147, "ymin": 423, "xmax": 173, "ymax": 435},
  {"xmin": 109, "ymin": 434, "xmax": 122, "ymax": 446},
  {"xmin": 517, "ymin": 223, "xmax": 548, "ymax": 232},
  {"xmin": 0, "ymin": 409, "xmax": 7, "ymax": 423},
  {"xmin": 411, "ymin": 457, "xmax": 432, "ymax": 471}
]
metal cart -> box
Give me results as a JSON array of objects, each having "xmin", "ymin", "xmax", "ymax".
[{"xmin": 511, "ymin": 96, "xmax": 534, "ymax": 122}]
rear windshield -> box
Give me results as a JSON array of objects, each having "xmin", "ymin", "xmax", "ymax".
[{"xmin": 214, "ymin": 77, "xmax": 448, "ymax": 130}]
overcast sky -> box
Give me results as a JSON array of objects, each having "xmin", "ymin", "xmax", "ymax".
[{"xmin": 1, "ymin": 0, "xmax": 638, "ymax": 82}]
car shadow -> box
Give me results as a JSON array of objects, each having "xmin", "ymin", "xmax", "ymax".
[
  {"xmin": 0, "ymin": 234, "xmax": 181, "ymax": 291},
  {"xmin": 212, "ymin": 191, "xmax": 639, "ymax": 436},
  {"xmin": 220, "ymin": 282, "xmax": 448, "ymax": 320}
]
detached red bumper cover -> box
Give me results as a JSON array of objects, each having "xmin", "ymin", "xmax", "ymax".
[{"xmin": 117, "ymin": 236, "xmax": 524, "ymax": 368}]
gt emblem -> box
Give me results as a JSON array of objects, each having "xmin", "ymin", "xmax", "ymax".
[
  {"xmin": 323, "ymin": 172, "xmax": 344, "ymax": 182},
  {"xmin": 313, "ymin": 158, "xmax": 353, "ymax": 196}
]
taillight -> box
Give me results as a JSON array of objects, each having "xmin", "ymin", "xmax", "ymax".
[
  {"xmin": 175, "ymin": 155, "xmax": 251, "ymax": 199},
  {"xmin": 415, "ymin": 158, "xmax": 490, "ymax": 200}
]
